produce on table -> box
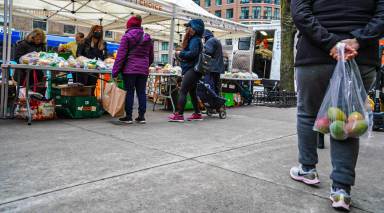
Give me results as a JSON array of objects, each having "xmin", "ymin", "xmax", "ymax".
[
  {"xmin": 327, "ymin": 107, "xmax": 347, "ymax": 121},
  {"xmin": 222, "ymin": 71, "xmax": 258, "ymax": 80},
  {"xmin": 18, "ymin": 52, "xmax": 115, "ymax": 70},
  {"xmin": 330, "ymin": 120, "xmax": 347, "ymax": 140}
]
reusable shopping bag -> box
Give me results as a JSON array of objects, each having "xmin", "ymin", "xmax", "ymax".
[{"xmin": 102, "ymin": 82, "xmax": 126, "ymax": 117}]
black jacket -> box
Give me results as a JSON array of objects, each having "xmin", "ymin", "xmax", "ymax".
[
  {"xmin": 14, "ymin": 40, "xmax": 46, "ymax": 62},
  {"xmin": 291, "ymin": 0, "xmax": 384, "ymax": 67},
  {"xmin": 204, "ymin": 30, "xmax": 225, "ymax": 74},
  {"xmin": 77, "ymin": 38, "xmax": 108, "ymax": 60}
]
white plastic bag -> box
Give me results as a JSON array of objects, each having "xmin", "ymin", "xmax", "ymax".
[{"xmin": 314, "ymin": 43, "xmax": 372, "ymax": 140}]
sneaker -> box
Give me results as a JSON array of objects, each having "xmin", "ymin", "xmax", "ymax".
[
  {"xmin": 135, "ymin": 117, "xmax": 146, "ymax": 124},
  {"xmin": 290, "ymin": 165, "xmax": 320, "ymax": 185},
  {"xmin": 119, "ymin": 117, "xmax": 133, "ymax": 124},
  {"xmin": 187, "ymin": 113, "xmax": 203, "ymax": 121},
  {"xmin": 168, "ymin": 113, "xmax": 184, "ymax": 122},
  {"xmin": 330, "ymin": 187, "xmax": 351, "ymax": 211}
]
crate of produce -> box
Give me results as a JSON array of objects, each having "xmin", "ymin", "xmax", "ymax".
[{"xmin": 56, "ymin": 96, "xmax": 102, "ymax": 119}]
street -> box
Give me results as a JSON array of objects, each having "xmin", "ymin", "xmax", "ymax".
[{"xmin": 0, "ymin": 106, "xmax": 383, "ymax": 213}]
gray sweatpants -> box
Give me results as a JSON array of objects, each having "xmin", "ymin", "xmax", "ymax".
[{"xmin": 296, "ymin": 64, "xmax": 376, "ymax": 190}]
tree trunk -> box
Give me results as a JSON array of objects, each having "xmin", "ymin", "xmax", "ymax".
[{"xmin": 280, "ymin": 0, "xmax": 296, "ymax": 92}]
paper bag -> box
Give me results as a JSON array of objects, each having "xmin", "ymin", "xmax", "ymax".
[{"xmin": 102, "ymin": 82, "xmax": 126, "ymax": 117}]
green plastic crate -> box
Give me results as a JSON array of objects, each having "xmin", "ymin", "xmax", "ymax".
[
  {"xmin": 56, "ymin": 96, "xmax": 102, "ymax": 119},
  {"xmin": 223, "ymin": 92, "xmax": 235, "ymax": 107},
  {"xmin": 185, "ymin": 95, "xmax": 193, "ymax": 110}
]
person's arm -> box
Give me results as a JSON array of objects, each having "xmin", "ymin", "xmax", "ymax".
[
  {"xmin": 204, "ymin": 39, "xmax": 216, "ymax": 56},
  {"xmin": 179, "ymin": 38, "xmax": 201, "ymax": 60},
  {"xmin": 291, "ymin": 0, "xmax": 341, "ymax": 52},
  {"xmin": 112, "ymin": 34, "xmax": 130, "ymax": 78},
  {"xmin": 77, "ymin": 42, "xmax": 86, "ymax": 57},
  {"xmin": 350, "ymin": 0, "xmax": 384, "ymax": 49},
  {"xmin": 15, "ymin": 42, "xmax": 26, "ymax": 62}
]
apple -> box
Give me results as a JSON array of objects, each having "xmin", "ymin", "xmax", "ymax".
[{"xmin": 315, "ymin": 116, "xmax": 330, "ymax": 134}]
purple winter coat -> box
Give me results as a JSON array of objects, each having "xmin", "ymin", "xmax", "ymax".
[{"xmin": 112, "ymin": 27, "xmax": 154, "ymax": 77}]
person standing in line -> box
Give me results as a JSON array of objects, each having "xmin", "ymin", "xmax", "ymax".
[
  {"xmin": 203, "ymin": 29, "xmax": 225, "ymax": 95},
  {"xmin": 290, "ymin": 0, "xmax": 384, "ymax": 211},
  {"xmin": 112, "ymin": 15, "xmax": 154, "ymax": 124},
  {"xmin": 168, "ymin": 19, "xmax": 205, "ymax": 122}
]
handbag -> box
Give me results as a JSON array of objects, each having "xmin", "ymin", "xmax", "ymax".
[{"xmin": 194, "ymin": 42, "xmax": 213, "ymax": 74}]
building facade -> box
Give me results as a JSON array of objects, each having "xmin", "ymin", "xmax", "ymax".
[{"xmin": 193, "ymin": 0, "xmax": 280, "ymax": 25}]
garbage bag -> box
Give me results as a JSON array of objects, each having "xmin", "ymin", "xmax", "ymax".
[
  {"xmin": 314, "ymin": 43, "xmax": 372, "ymax": 140},
  {"xmin": 102, "ymin": 82, "xmax": 126, "ymax": 117}
]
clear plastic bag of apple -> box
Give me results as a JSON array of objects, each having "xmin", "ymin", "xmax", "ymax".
[{"xmin": 314, "ymin": 43, "xmax": 372, "ymax": 140}]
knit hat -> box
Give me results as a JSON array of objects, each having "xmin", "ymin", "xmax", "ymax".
[{"xmin": 126, "ymin": 15, "xmax": 142, "ymax": 29}]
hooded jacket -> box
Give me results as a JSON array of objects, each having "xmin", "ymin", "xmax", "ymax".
[
  {"xmin": 203, "ymin": 30, "xmax": 225, "ymax": 74},
  {"xmin": 179, "ymin": 19, "xmax": 205, "ymax": 75},
  {"xmin": 291, "ymin": 0, "xmax": 384, "ymax": 67},
  {"xmin": 112, "ymin": 27, "xmax": 154, "ymax": 77}
]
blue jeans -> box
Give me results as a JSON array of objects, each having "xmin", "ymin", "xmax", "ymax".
[
  {"xmin": 296, "ymin": 64, "xmax": 376, "ymax": 190},
  {"xmin": 123, "ymin": 74, "xmax": 148, "ymax": 119}
]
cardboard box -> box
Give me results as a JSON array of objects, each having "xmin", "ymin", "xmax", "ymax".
[{"xmin": 58, "ymin": 85, "xmax": 94, "ymax": 97}]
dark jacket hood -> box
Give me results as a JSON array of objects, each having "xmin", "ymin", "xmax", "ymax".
[
  {"xmin": 203, "ymin": 30, "xmax": 214, "ymax": 42},
  {"xmin": 187, "ymin": 19, "xmax": 205, "ymax": 37}
]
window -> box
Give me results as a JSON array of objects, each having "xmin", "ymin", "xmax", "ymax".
[
  {"xmin": 63, "ymin": 25, "xmax": 76, "ymax": 34},
  {"xmin": 161, "ymin": 42, "xmax": 169, "ymax": 51},
  {"xmin": 0, "ymin": 15, "xmax": 4, "ymax": 26},
  {"xmin": 216, "ymin": 0, "xmax": 222, "ymax": 6},
  {"xmin": 227, "ymin": 0, "xmax": 234, "ymax": 3},
  {"xmin": 225, "ymin": 39, "xmax": 232, "ymax": 46},
  {"xmin": 161, "ymin": 54, "xmax": 169, "ymax": 63},
  {"xmin": 215, "ymin": 10, "xmax": 222, "ymax": 17},
  {"xmin": 105, "ymin": 31, "xmax": 113, "ymax": 39},
  {"xmin": 274, "ymin": 0, "xmax": 280, "ymax": 4},
  {"xmin": 240, "ymin": 7, "xmax": 249, "ymax": 19},
  {"xmin": 274, "ymin": 8, "xmax": 280, "ymax": 19},
  {"xmin": 33, "ymin": 20, "xmax": 47, "ymax": 31},
  {"xmin": 226, "ymin": 9, "xmax": 234, "ymax": 19},
  {"xmin": 264, "ymin": 7, "xmax": 272, "ymax": 19},
  {"xmin": 252, "ymin": 0, "xmax": 262, "ymax": 2},
  {"xmin": 205, "ymin": 0, "xmax": 211, "ymax": 7},
  {"xmin": 264, "ymin": 0, "xmax": 271, "ymax": 3},
  {"xmin": 240, "ymin": 0, "xmax": 250, "ymax": 3},
  {"xmin": 253, "ymin": 6, "xmax": 261, "ymax": 19},
  {"xmin": 238, "ymin": 37, "xmax": 251, "ymax": 50},
  {"xmin": 193, "ymin": 0, "xmax": 200, "ymax": 5}
]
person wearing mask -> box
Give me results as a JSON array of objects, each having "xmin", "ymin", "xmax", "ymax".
[
  {"xmin": 14, "ymin": 28, "xmax": 47, "ymax": 92},
  {"xmin": 77, "ymin": 25, "xmax": 107, "ymax": 87},
  {"xmin": 112, "ymin": 15, "xmax": 154, "ymax": 124},
  {"xmin": 168, "ymin": 19, "xmax": 205, "ymax": 122},
  {"xmin": 290, "ymin": 0, "xmax": 384, "ymax": 211},
  {"xmin": 203, "ymin": 29, "xmax": 225, "ymax": 95},
  {"xmin": 58, "ymin": 32, "xmax": 85, "ymax": 57}
]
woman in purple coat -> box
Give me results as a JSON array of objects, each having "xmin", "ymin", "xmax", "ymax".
[{"xmin": 112, "ymin": 15, "xmax": 154, "ymax": 124}]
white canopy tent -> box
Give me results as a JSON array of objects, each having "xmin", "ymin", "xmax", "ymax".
[{"xmin": 0, "ymin": 0, "xmax": 251, "ymax": 117}]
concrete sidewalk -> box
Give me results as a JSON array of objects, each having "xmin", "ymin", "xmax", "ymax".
[{"xmin": 0, "ymin": 106, "xmax": 383, "ymax": 213}]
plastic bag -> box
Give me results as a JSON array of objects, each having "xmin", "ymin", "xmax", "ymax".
[
  {"xmin": 102, "ymin": 82, "xmax": 126, "ymax": 117},
  {"xmin": 314, "ymin": 43, "xmax": 372, "ymax": 140}
]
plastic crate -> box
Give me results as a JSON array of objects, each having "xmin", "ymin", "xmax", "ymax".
[
  {"xmin": 222, "ymin": 92, "xmax": 235, "ymax": 107},
  {"xmin": 56, "ymin": 96, "xmax": 102, "ymax": 119}
]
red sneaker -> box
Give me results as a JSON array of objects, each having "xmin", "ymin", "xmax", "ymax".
[
  {"xmin": 168, "ymin": 113, "xmax": 185, "ymax": 122},
  {"xmin": 187, "ymin": 113, "xmax": 203, "ymax": 121}
]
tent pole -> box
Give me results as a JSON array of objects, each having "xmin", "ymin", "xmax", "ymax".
[
  {"xmin": 168, "ymin": 4, "xmax": 176, "ymax": 65},
  {"xmin": 3, "ymin": 0, "xmax": 12, "ymax": 117},
  {"xmin": 1, "ymin": 0, "xmax": 9, "ymax": 118}
]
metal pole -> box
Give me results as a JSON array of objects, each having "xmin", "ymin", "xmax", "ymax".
[
  {"xmin": 168, "ymin": 4, "xmax": 176, "ymax": 65},
  {"xmin": 1, "ymin": 0, "xmax": 9, "ymax": 118},
  {"xmin": 4, "ymin": 0, "xmax": 13, "ymax": 117}
]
